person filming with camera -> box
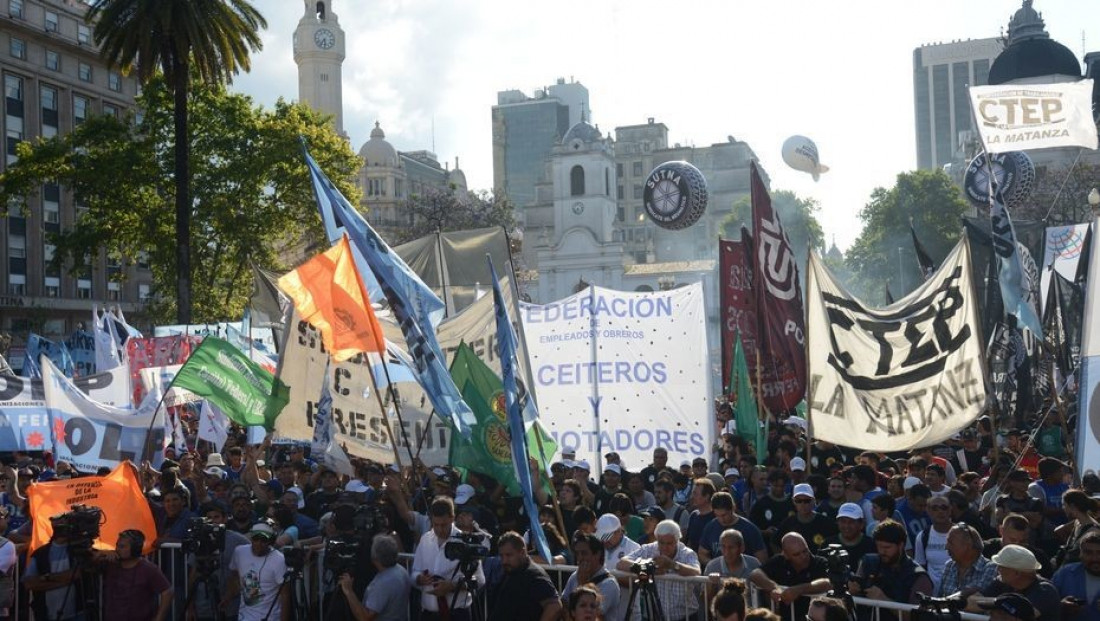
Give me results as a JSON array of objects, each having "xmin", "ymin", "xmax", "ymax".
[
  {"xmin": 848, "ymin": 519, "xmax": 933, "ymax": 605},
  {"xmin": 411, "ymin": 497, "xmax": 485, "ymax": 621},
  {"xmin": 23, "ymin": 513, "xmax": 86, "ymax": 621},
  {"xmin": 221, "ymin": 521, "xmax": 289, "ymax": 621},
  {"xmin": 337, "ymin": 534, "xmax": 411, "ymax": 621},
  {"xmin": 619, "ymin": 519, "xmax": 702, "ymax": 621},
  {"xmin": 96, "ymin": 529, "xmax": 173, "ymax": 621}
]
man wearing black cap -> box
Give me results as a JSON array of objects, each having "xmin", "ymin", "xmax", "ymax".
[
  {"xmin": 994, "ymin": 470, "xmax": 1043, "ymax": 531},
  {"xmin": 305, "ymin": 468, "xmax": 342, "ymax": 520},
  {"xmin": 638, "ymin": 506, "xmax": 665, "ymax": 544},
  {"xmin": 640, "ymin": 448, "xmax": 673, "ymax": 493},
  {"xmin": 953, "ymin": 429, "xmax": 987, "ymax": 475}
]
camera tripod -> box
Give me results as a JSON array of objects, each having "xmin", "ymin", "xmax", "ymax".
[
  {"xmin": 625, "ymin": 572, "xmax": 666, "ymax": 621},
  {"xmin": 179, "ymin": 557, "xmax": 223, "ymax": 621},
  {"xmin": 262, "ymin": 566, "xmax": 309, "ymax": 621}
]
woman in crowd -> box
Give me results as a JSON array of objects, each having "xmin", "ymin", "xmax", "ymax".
[
  {"xmin": 566, "ymin": 583, "xmax": 603, "ymax": 621},
  {"xmin": 710, "ymin": 577, "xmax": 747, "ymax": 621}
]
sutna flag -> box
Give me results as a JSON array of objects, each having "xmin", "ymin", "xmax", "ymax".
[
  {"xmin": 750, "ymin": 161, "xmax": 807, "ymax": 412},
  {"xmin": 170, "ymin": 337, "xmax": 290, "ymax": 431},
  {"xmin": 991, "ymin": 191, "xmax": 1044, "ymax": 338},
  {"xmin": 969, "ymin": 80, "xmax": 1099, "ymax": 153},
  {"xmin": 302, "ymin": 144, "xmax": 475, "ymax": 438},
  {"xmin": 728, "ymin": 331, "xmax": 764, "ymax": 456},
  {"xmin": 278, "ymin": 234, "xmax": 385, "ymax": 362},
  {"xmin": 719, "ymin": 235, "xmax": 758, "ymax": 399},
  {"xmin": 488, "ymin": 257, "xmax": 552, "ymax": 562},
  {"xmin": 910, "ymin": 221, "xmax": 937, "ymax": 279},
  {"xmin": 27, "ymin": 462, "xmax": 158, "ymax": 558},
  {"xmin": 449, "ymin": 343, "xmax": 557, "ymax": 497}
]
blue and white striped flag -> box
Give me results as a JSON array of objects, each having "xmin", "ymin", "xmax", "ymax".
[
  {"xmin": 311, "ymin": 367, "xmax": 334, "ymax": 466},
  {"xmin": 991, "ymin": 191, "xmax": 1043, "ymax": 338}
]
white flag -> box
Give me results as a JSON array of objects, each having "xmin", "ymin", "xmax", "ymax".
[
  {"xmin": 170, "ymin": 410, "xmax": 188, "ymax": 454},
  {"xmin": 93, "ymin": 305, "xmax": 122, "ymax": 372},
  {"xmin": 969, "ymin": 80, "xmax": 1099, "ymax": 153},
  {"xmin": 197, "ymin": 400, "xmax": 229, "ymax": 452}
]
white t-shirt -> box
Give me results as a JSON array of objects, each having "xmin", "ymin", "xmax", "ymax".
[
  {"xmin": 914, "ymin": 527, "xmax": 951, "ymax": 593},
  {"xmin": 229, "ymin": 546, "xmax": 287, "ymax": 621}
]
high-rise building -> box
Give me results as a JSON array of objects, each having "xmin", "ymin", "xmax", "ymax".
[
  {"xmin": 293, "ymin": 0, "xmax": 345, "ymax": 135},
  {"xmin": 491, "ymin": 78, "xmax": 590, "ymax": 208},
  {"xmin": 913, "ymin": 38, "xmax": 1003, "ymax": 170},
  {"xmin": 0, "ymin": 0, "xmax": 146, "ymax": 344}
]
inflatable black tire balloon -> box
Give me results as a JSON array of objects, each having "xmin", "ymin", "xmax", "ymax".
[
  {"xmin": 642, "ymin": 161, "xmax": 708, "ymax": 230},
  {"xmin": 964, "ymin": 151, "xmax": 1035, "ymax": 209}
]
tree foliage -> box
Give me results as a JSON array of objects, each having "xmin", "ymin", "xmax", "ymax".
[
  {"xmin": 0, "ymin": 77, "xmax": 360, "ymax": 324},
  {"xmin": 844, "ymin": 169, "xmax": 968, "ymax": 299},
  {"xmin": 1010, "ymin": 160, "xmax": 1100, "ymax": 226},
  {"xmin": 393, "ymin": 188, "xmax": 516, "ymax": 245},
  {"xmin": 722, "ymin": 189, "xmax": 825, "ymax": 279}
]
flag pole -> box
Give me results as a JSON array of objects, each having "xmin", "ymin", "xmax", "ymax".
[{"xmin": 364, "ymin": 350, "xmax": 415, "ymax": 470}]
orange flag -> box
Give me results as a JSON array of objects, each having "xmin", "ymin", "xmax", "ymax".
[
  {"xmin": 278, "ymin": 233, "xmax": 386, "ymax": 362},
  {"xmin": 27, "ymin": 462, "xmax": 158, "ymax": 559}
]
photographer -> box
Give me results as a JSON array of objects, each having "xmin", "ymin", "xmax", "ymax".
[
  {"xmin": 487, "ymin": 531, "xmax": 561, "ymax": 621},
  {"xmin": 221, "ymin": 522, "xmax": 289, "ymax": 621},
  {"xmin": 187, "ymin": 502, "xmax": 250, "ymax": 621},
  {"xmin": 411, "ymin": 497, "xmax": 485, "ymax": 621},
  {"xmin": 98, "ymin": 530, "xmax": 173, "ymax": 621},
  {"xmin": 321, "ymin": 504, "xmax": 379, "ymax": 618},
  {"xmin": 848, "ymin": 519, "xmax": 933, "ymax": 605},
  {"xmin": 23, "ymin": 525, "xmax": 82, "ymax": 621},
  {"xmin": 619, "ymin": 519, "xmax": 702, "ymax": 621},
  {"xmin": 337, "ymin": 534, "xmax": 410, "ymax": 621}
]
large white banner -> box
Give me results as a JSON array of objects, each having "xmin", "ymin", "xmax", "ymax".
[
  {"xmin": 274, "ymin": 283, "xmax": 518, "ymax": 465},
  {"xmin": 806, "ymin": 239, "xmax": 987, "ymax": 451},
  {"xmin": 1077, "ymin": 218, "xmax": 1100, "ymax": 477},
  {"xmin": 969, "ymin": 80, "xmax": 1098, "ymax": 153},
  {"xmin": 520, "ymin": 284, "xmax": 712, "ymax": 468}
]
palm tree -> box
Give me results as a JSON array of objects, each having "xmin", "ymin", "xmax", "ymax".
[{"xmin": 86, "ymin": 0, "xmax": 266, "ymax": 323}]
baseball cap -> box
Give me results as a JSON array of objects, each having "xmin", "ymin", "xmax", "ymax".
[
  {"xmin": 203, "ymin": 466, "xmax": 227, "ymax": 480},
  {"xmin": 344, "ymin": 480, "xmax": 370, "ymax": 494},
  {"xmin": 575, "ymin": 460, "xmax": 591, "ymax": 472},
  {"xmin": 724, "ymin": 468, "xmax": 740, "ymax": 479},
  {"xmin": 604, "ymin": 464, "xmax": 622, "ymax": 475},
  {"xmin": 790, "ymin": 457, "xmax": 806, "ymax": 471},
  {"xmin": 249, "ymin": 522, "xmax": 276, "ymax": 541},
  {"xmin": 980, "ymin": 593, "xmax": 1035, "ymax": 620},
  {"xmin": 792, "ymin": 483, "xmax": 815, "ymax": 499},
  {"xmin": 837, "ymin": 503, "xmax": 864, "ymax": 520},
  {"xmin": 205, "ymin": 453, "xmax": 226, "ymax": 467},
  {"xmin": 991, "ymin": 545, "xmax": 1041, "ymax": 572},
  {"xmin": 903, "ymin": 476, "xmax": 923, "ymax": 491},
  {"xmin": 455, "ymin": 484, "xmax": 476, "ymax": 505},
  {"xmin": 639, "ymin": 506, "xmax": 665, "ymax": 521},
  {"xmin": 595, "ymin": 514, "xmax": 622, "ymax": 541},
  {"xmin": 680, "ymin": 460, "xmax": 691, "ymax": 468},
  {"xmin": 1007, "ymin": 469, "xmax": 1032, "ymax": 482}
]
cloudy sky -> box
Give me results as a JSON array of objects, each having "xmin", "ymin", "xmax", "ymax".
[{"xmin": 231, "ymin": 0, "xmax": 1100, "ymax": 250}]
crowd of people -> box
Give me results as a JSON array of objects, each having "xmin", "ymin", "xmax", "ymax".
[{"xmin": 0, "ymin": 404, "xmax": 1094, "ymax": 621}]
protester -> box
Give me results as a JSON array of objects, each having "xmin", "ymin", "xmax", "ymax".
[
  {"xmin": 411, "ymin": 497, "xmax": 484, "ymax": 621},
  {"xmin": 1052, "ymin": 530, "xmax": 1100, "ymax": 621},
  {"xmin": 561, "ymin": 532, "xmax": 619, "ymax": 620},
  {"xmin": 914, "ymin": 495, "xmax": 954, "ymax": 593},
  {"xmin": 700, "ymin": 491, "xmax": 768, "ymax": 565},
  {"xmin": 710, "ymin": 577, "xmax": 748, "ymax": 621},
  {"xmin": 849, "ymin": 519, "xmax": 933, "ymax": 605},
  {"xmin": 935, "ymin": 523, "xmax": 997, "ymax": 598},
  {"xmin": 776, "ymin": 483, "xmax": 837, "ymax": 553},
  {"xmin": 487, "ymin": 531, "xmax": 561, "ymax": 621},
  {"xmin": 824, "ymin": 502, "xmax": 874, "ymax": 571},
  {"xmin": 705, "ymin": 528, "xmax": 762, "ymax": 579},
  {"xmin": 749, "ymin": 533, "xmax": 830, "ymax": 621},
  {"xmin": 99, "ymin": 530, "xmax": 173, "ymax": 621},
  {"xmin": 565, "ymin": 584, "xmax": 602, "ymax": 621},
  {"xmin": 221, "ymin": 522, "xmax": 289, "ymax": 621},
  {"xmin": 969, "ymin": 544, "xmax": 1061, "ymax": 621}
]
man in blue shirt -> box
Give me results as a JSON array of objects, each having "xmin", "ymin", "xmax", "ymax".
[{"xmin": 1053, "ymin": 530, "xmax": 1100, "ymax": 621}]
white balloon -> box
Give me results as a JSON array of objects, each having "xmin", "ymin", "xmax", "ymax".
[{"xmin": 781, "ymin": 135, "xmax": 830, "ymax": 181}]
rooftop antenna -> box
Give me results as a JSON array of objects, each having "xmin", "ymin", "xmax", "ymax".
[{"xmin": 431, "ymin": 115, "xmax": 436, "ymax": 154}]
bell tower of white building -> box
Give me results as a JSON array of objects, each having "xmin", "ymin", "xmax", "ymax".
[{"xmin": 293, "ymin": 0, "xmax": 346, "ymax": 134}]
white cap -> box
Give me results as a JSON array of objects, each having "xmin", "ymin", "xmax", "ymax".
[
  {"xmin": 455, "ymin": 484, "xmax": 476, "ymax": 505},
  {"xmin": 604, "ymin": 464, "xmax": 621, "ymax": 475},
  {"xmin": 595, "ymin": 514, "xmax": 621, "ymax": 541},
  {"xmin": 575, "ymin": 460, "xmax": 591, "ymax": 472},
  {"xmin": 785, "ymin": 416, "xmax": 808, "ymax": 430},
  {"xmin": 903, "ymin": 476, "xmax": 922, "ymax": 491},
  {"xmin": 563, "ymin": 460, "xmax": 576, "ymax": 469},
  {"xmin": 724, "ymin": 468, "xmax": 740, "ymax": 479},
  {"xmin": 431, "ymin": 467, "xmax": 447, "ymax": 477},
  {"xmin": 790, "ymin": 457, "xmax": 806, "ymax": 471},
  {"xmin": 792, "ymin": 483, "xmax": 815, "ymax": 499},
  {"xmin": 249, "ymin": 522, "xmax": 276, "ymax": 539},
  {"xmin": 345, "ymin": 480, "xmax": 370, "ymax": 494},
  {"xmin": 680, "ymin": 460, "xmax": 691, "ymax": 468},
  {"xmin": 203, "ymin": 466, "xmax": 226, "ymax": 479},
  {"xmin": 837, "ymin": 503, "xmax": 864, "ymax": 520}
]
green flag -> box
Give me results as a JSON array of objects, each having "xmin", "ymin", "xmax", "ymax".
[
  {"xmin": 171, "ymin": 337, "xmax": 290, "ymax": 431},
  {"xmin": 730, "ymin": 331, "xmax": 765, "ymax": 455},
  {"xmin": 449, "ymin": 343, "xmax": 556, "ymax": 496}
]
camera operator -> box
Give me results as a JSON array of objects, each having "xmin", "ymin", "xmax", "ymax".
[
  {"xmin": 749, "ymin": 533, "xmax": 830, "ymax": 621},
  {"xmin": 487, "ymin": 531, "xmax": 561, "ymax": 621},
  {"xmin": 97, "ymin": 530, "xmax": 173, "ymax": 621},
  {"xmin": 188, "ymin": 502, "xmax": 250, "ymax": 621},
  {"xmin": 221, "ymin": 522, "xmax": 289, "ymax": 621},
  {"xmin": 980, "ymin": 593, "xmax": 1036, "ymax": 621},
  {"xmin": 412, "ymin": 497, "xmax": 485, "ymax": 621},
  {"xmin": 823, "ymin": 503, "xmax": 874, "ymax": 572},
  {"xmin": 619, "ymin": 519, "xmax": 702, "ymax": 621},
  {"xmin": 336, "ymin": 534, "xmax": 410, "ymax": 621},
  {"xmin": 23, "ymin": 524, "xmax": 82, "ymax": 621},
  {"xmin": 321, "ymin": 504, "xmax": 379, "ymax": 619},
  {"xmin": 847, "ymin": 519, "xmax": 933, "ymax": 605}
]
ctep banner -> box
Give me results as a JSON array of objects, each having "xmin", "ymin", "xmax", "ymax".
[
  {"xmin": 0, "ymin": 364, "xmax": 130, "ymax": 451},
  {"xmin": 520, "ymin": 283, "xmax": 712, "ymax": 468}
]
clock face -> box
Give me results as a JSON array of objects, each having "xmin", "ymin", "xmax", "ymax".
[
  {"xmin": 314, "ymin": 28, "xmax": 336, "ymax": 50},
  {"xmin": 572, "ymin": 202, "xmax": 585, "ymax": 215}
]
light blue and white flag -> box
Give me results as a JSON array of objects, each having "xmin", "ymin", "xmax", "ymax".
[
  {"xmin": 197, "ymin": 400, "xmax": 229, "ymax": 452},
  {"xmin": 311, "ymin": 366, "xmax": 334, "ymax": 466},
  {"xmin": 93, "ymin": 305, "xmax": 124, "ymax": 371},
  {"xmin": 991, "ymin": 191, "xmax": 1044, "ymax": 338},
  {"xmin": 24, "ymin": 334, "xmax": 74, "ymax": 379}
]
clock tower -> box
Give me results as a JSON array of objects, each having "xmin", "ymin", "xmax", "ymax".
[{"xmin": 293, "ymin": 0, "xmax": 346, "ymax": 134}]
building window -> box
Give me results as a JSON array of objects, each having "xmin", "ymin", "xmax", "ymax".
[
  {"xmin": 136, "ymin": 251, "xmax": 149, "ymax": 269},
  {"xmin": 9, "ymin": 0, "xmax": 23, "ymax": 18},
  {"xmin": 108, "ymin": 72, "xmax": 121, "ymax": 92},
  {"xmin": 45, "ymin": 50, "xmax": 59, "ymax": 71},
  {"xmin": 616, "ymin": 163, "xmax": 623, "ymax": 178},
  {"xmin": 77, "ymin": 25, "xmax": 90, "ymax": 45},
  {"xmin": 632, "ymin": 161, "xmax": 643, "ymax": 176},
  {"xmin": 617, "ymin": 185, "xmax": 623, "ymax": 200},
  {"xmin": 10, "ymin": 37, "xmax": 25, "ymax": 59},
  {"xmin": 570, "ymin": 165, "xmax": 585, "ymax": 196},
  {"xmin": 44, "ymin": 276, "xmax": 59, "ymax": 298},
  {"xmin": 8, "ymin": 275, "xmax": 25, "ymax": 295},
  {"xmin": 633, "ymin": 184, "xmax": 642, "ymax": 199},
  {"xmin": 44, "ymin": 10, "xmax": 58, "ymax": 32},
  {"xmin": 41, "ymin": 85, "xmax": 58, "ymax": 137},
  {"xmin": 605, "ymin": 168, "xmax": 610, "ymax": 196},
  {"xmin": 73, "ymin": 95, "xmax": 88, "ymax": 125},
  {"xmin": 77, "ymin": 278, "xmax": 91, "ymax": 298},
  {"xmin": 78, "ymin": 63, "xmax": 92, "ymax": 82},
  {"xmin": 6, "ymin": 75, "xmax": 24, "ymax": 165},
  {"xmin": 43, "ymin": 243, "xmax": 59, "ymax": 276},
  {"xmin": 102, "ymin": 104, "xmax": 117, "ymax": 119},
  {"xmin": 138, "ymin": 283, "xmax": 150, "ymax": 301},
  {"xmin": 107, "ymin": 281, "xmax": 120, "ymax": 301},
  {"xmin": 616, "ymin": 205, "xmax": 624, "ymax": 222}
]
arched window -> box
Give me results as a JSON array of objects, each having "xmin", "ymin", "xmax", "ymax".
[
  {"xmin": 605, "ymin": 168, "xmax": 610, "ymax": 196},
  {"xmin": 316, "ymin": 2, "xmax": 326, "ymax": 20},
  {"xmin": 570, "ymin": 165, "xmax": 585, "ymax": 196}
]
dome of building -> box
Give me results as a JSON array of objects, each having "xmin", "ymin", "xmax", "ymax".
[
  {"xmin": 988, "ymin": 0, "xmax": 1081, "ymax": 84},
  {"xmin": 562, "ymin": 120, "xmax": 603, "ymax": 145},
  {"xmin": 358, "ymin": 121, "xmax": 399, "ymax": 167}
]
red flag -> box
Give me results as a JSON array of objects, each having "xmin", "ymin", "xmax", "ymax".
[
  {"xmin": 750, "ymin": 161, "xmax": 807, "ymax": 412},
  {"xmin": 720, "ymin": 233, "xmax": 759, "ymax": 394}
]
